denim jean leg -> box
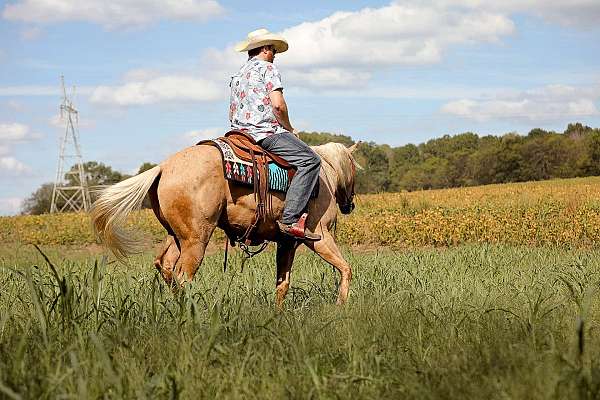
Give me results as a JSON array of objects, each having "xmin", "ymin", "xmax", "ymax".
[{"xmin": 259, "ymin": 132, "xmax": 321, "ymax": 224}]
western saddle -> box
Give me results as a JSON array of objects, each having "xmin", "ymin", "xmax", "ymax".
[{"xmin": 219, "ymin": 130, "xmax": 296, "ymax": 244}]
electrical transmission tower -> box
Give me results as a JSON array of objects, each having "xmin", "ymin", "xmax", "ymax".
[{"xmin": 50, "ymin": 76, "xmax": 91, "ymax": 213}]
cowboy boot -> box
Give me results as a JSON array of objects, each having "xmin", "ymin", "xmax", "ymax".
[{"xmin": 277, "ymin": 213, "xmax": 321, "ymax": 241}]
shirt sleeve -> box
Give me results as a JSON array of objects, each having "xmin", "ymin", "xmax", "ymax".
[
  {"xmin": 263, "ymin": 63, "xmax": 283, "ymax": 93},
  {"xmin": 228, "ymin": 76, "xmax": 236, "ymax": 122}
]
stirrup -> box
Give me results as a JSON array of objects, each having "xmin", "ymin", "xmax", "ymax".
[{"xmin": 277, "ymin": 213, "xmax": 321, "ymax": 241}]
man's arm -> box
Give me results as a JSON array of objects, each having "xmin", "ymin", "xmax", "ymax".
[{"xmin": 269, "ymin": 89, "xmax": 296, "ymax": 134}]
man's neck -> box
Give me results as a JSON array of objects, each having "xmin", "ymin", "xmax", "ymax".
[{"xmin": 252, "ymin": 54, "xmax": 271, "ymax": 63}]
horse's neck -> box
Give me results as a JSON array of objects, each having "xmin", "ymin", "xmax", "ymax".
[{"xmin": 320, "ymin": 158, "xmax": 341, "ymax": 196}]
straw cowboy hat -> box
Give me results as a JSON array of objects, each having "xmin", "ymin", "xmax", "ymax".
[{"xmin": 234, "ymin": 28, "xmax": 289, "ymax": 54}]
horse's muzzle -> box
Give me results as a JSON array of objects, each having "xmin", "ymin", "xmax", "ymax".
[{"xmin": 340, "ymin": 202, "xmax": 355, "ymax": 214}]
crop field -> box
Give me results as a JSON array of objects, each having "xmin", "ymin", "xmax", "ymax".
[
  {"xmin": 2, "ymin": 177, "xmax": 600, "ymax": 399},
  {"xmin": 3, "ymin": 176, "xmax": 600, "ymax": 248}
]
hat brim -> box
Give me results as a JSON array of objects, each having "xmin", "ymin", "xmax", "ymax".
[{"xmin": 234, "ymin": 34, "xmax": 288, "ymax": 54}]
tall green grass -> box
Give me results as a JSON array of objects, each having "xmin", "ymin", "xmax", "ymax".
[{"xmin": 1, "ymin": 245, "xmax": 599, "ymax": 399}]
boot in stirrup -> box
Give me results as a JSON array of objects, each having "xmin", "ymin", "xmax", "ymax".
[{"xmin": 277, "ymin": 213, "xmax": 321, "ymax": 241}]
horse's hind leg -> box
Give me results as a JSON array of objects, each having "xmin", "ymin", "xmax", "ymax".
[
  {"xmin": 305, "ymin": 230, "xmax": 352, "ymax": 305},
  {"xmin": 149, "ymin": 181, "xmax": 181, "ymax": 285},
  {"xmin": 173, "ymin": 223, "xmax": 216, "ymax": 285},
  {"xmin": 154, "ymin": 235, "xmax": 180, "ymax": 285},
  {"xmin": 275, "ymin": 240, "xmax": 298, "ymax": 309}
]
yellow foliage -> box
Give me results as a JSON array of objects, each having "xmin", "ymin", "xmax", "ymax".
[{"xmin": 3, "ymin": 176, "xmax": 600, "ymax": 248}]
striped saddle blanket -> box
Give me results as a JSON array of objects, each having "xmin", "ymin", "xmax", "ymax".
[{"xmin": 201, "ymin": 138, "xmax": 296, "ymax": 193}]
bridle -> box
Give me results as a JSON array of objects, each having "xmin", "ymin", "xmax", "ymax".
[{"xmin": 338, "ymin": 155, "xmax": 356, "ymax": 214}]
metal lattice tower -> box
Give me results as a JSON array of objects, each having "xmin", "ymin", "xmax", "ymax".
[{"xmin": 50, "ymin": 76, "xmax": 91, "ymax": 213}]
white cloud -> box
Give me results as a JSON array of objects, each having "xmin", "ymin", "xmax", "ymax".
[
  {"xmin": 529, "ymin": 1, "xmax": 600, "ymax": 27},
  {"xmin": 206, "ymin": 1, "xmax": 516, "ymax": 91},
  {"xmin": 279, "ymin": 4, "xmax": 514, "ymax": 69},
  {"xmin": 2, "ymin": 0, "xmax": 225, "ymax": 29},
  {"xmin": 0, "ymin": 197, "xmax": 23, "ymax": 216},
  {"xmin": 90, "ymin": 75, "xmax": 225, "ymax": 106},
  {"xmin": 49, "ymin": 114, "xmax": 62, "ymax": 128},
  {"xmin": 85, "ymin": 0, "xmax": 600, "ymax": 101},
  {"xmin": 441, "ymin": 84, "xmax": 600, "ymax": 121},
  {"xmin": 0, "ymin": 122, "xmax": 41, "ymax": 177},
  {"xmin": 0, "ymin": 156, "xmax": 31, "ymax": 175},
  {"xmin": 5, "ymin": 100, "xmax": 26, "ymax": 112},
  {"xmin": 49, "ymin": 113, "xmax": 94, "ymax": 129},
  {"xmin": 123, "ymin": 68, "xmax": 163, "ymax": 82},
  {"xmin": 286, "ymin": 68, "xmax": 371, "ymax": 90},
  {"xmin": 181, "ymin": 127, "xmax": 222, "ymax": 145},
  {"xmin": 0, "ymin": 122, "xmax": 39, "ymax": 141},
  {"xmin": 207, "ymin": 0, "xmax": 599, "ymax": 92},
  {"xmin": 463, "ymin": 0, "xmax": 600, "ymax": 28}
]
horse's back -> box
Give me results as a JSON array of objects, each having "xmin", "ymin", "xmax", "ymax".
[{"xmin": 156, "ymin": 145, "xmax": 227, "ymax": 221}]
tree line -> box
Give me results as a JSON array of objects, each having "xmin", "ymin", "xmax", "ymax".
[
  {"xmin": 22, "ymin": 122, "xmax": 600, "ymax": 214},
  {"xmin": 301, "ymin": 122, "xmax": 600, "ymax": 193},
  {"xmin": 22, "ymin": 162, "xmax": 157, "ymax": 215}
]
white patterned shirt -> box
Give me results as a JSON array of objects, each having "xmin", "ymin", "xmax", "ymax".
[{"xmin": 229, "ymin": 57, "xmax": 286, "ymax": 142}]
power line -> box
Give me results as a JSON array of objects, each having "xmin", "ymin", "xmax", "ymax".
[{"xmin": 50, "ymin": 76, "xmax": 91, "ymax": 213}]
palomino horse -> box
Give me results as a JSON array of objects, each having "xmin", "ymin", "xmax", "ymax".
[{"xmin": 90, "ymin": 141, "xmax": 360, "ymax": 306}]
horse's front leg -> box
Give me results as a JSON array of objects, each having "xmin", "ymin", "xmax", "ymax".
[
  {"xmin": 305, "ymin": 230, "xmax": 352, "ymax": 305},
  {"xmin": 275, "ymin": 239, "xmax": 297, "ymax": 309}
]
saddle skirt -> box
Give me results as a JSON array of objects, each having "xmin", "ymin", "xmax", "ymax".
[
  {"xmin": 198, "ymin": 131, "xmax": 318, "ymax": 196},
  {"xmin": 210, "ymin": 137, "xmax": 292, "ymax": 192}
]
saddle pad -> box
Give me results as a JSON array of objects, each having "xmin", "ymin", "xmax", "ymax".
[{"xmin": 208, "ymin": 138, "xmax": 291, "ymax": 193}]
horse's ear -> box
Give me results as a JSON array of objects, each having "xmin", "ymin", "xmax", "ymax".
[{"xmin": 348, "ymin": 141, "xmax": 361, "ymax": 153}]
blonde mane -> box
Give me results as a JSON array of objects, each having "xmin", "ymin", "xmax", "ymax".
[{"xmin": 312, "ymin": 142, "xmax": 361, "ymax": 192}]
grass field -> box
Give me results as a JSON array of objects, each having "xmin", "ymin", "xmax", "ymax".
[
  {"xmin": 1, "ymin": 244, "xmax": 600, "ymax": 399},
  {"xmin": 3, "ymin": 177, "xmax": 600, "ymax": 398}
]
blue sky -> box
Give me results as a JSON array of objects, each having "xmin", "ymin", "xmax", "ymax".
[{"xmin": 0, "ymin": 0, "xmax": 599, "ymax": 214}]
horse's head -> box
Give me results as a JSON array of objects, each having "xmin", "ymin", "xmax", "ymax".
[{"xmin": 314, "ymin": 141, "xmax": 362, "ymax": 215}]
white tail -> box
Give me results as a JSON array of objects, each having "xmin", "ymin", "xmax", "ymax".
[{"xmin": 90, "ymin": 165, "xmax": 161, "ymax": 259}]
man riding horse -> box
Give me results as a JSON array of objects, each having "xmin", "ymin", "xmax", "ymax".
[
  {"xmin": 90, "ymin": 28, "xmax": 361, "ymax": 306},
  {"xmin": 230, "ymin": 28, "xmax": 321, "ymax": 241}
]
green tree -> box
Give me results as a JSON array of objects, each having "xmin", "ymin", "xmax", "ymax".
[
  {"xmin": 388, "ymin": 144, "xmax": 421, "ymax": 191},
  {"xmin": 579, "ymin": 131, "xmax": 600, "ymax": 176},
  {"xmin": 21, "ymin": 183, "xmax": 56, "ymax": 215},
  {"xmin": 399, "ymin": 157, "xmax": 450, "ymax": 191},
  {"xmin": 354, "ymin": 143, "xmax": 390, "ymax": 193},
  {"xmin": 519, "ymin": 134, "xmax": 579, "ymax": 181},
  {"xmin": 564, "ymin": 122, "xmax": 594, "ymax": 139},
  {"xmin": 468, "ymin": 134, "xmax": 524, "ymax": 184},
  {"xmin": 68, "ymin": 161, "xmax": 129, "ymax": 187},
  {"xmin": 24, "ymin": 161, "xmax": 130, "ymax": 215},
  {"xmin": 527, "ymin": 128, "xmax": 550, "ymax": 137},
  {"xmin": 138, "ymin": 162, "xmax": 157, "ymax": 174},
  {"xmin": 299, "ymin": 131, "xmax": 354, "ymax": 146}
]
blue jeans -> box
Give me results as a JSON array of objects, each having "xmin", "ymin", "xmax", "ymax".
[{"xmin": 260, "ymin": 132, "xmax": 321, "ymax": 224}]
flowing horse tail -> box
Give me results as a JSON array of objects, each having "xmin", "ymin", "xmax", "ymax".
[{"xmin": 90, "ymin": 165, "xmax": 162, "ymax": 259}]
